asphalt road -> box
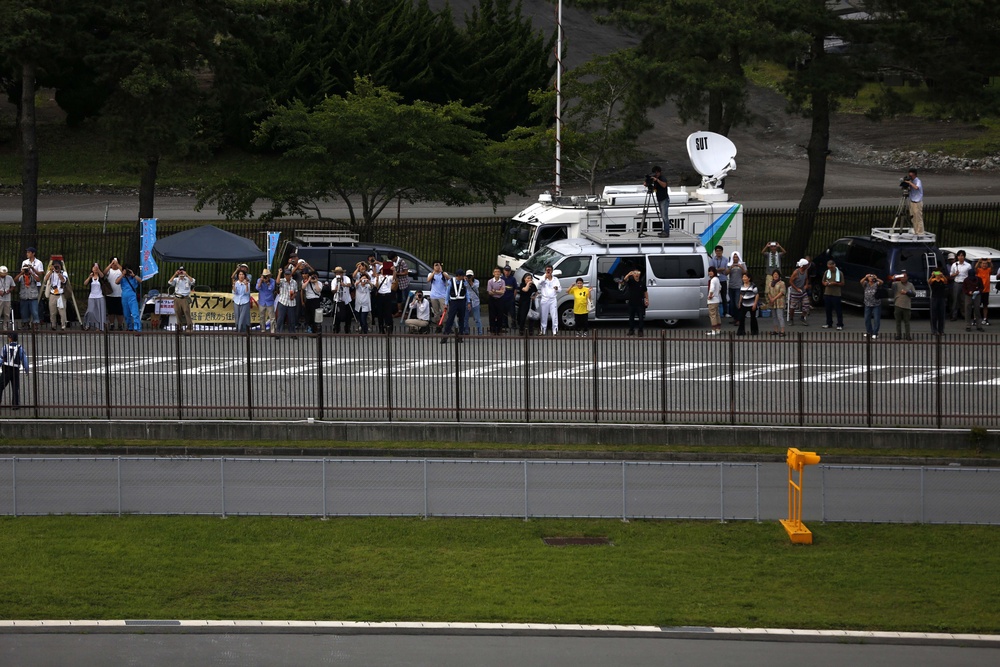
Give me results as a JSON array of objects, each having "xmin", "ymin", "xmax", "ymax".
[{"xmin": 2, "ymin": 633, "xmax": 998, "ymax": 667}]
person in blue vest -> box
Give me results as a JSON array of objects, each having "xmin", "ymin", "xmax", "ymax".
[
  {"xmin": 440, "ymin": 271, "xmax": 470, "ymax": 344},
  {"xmin": 0, "ymin": 332, "xmax": 30, "ymax": 410}
]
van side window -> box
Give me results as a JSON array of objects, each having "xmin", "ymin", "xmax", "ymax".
[
  {"xmin": 829, "ymin": 240, "xmax": 850, "ymax": 262},
  {"xmin": 537, "ymin": 226, "xmax": 568, "ymax": 247},
  {"xmin": 648, "ymin": 256, "xmax": 705, "ymax": 279},
  {"xmin": 597, "ymin": 256, "xmax": 643, "ymax": 289},
  {"xmin": 555, "ymin": 256, "xmax": 591, "ymax": 279}
]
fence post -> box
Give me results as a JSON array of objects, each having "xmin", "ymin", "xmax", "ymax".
[
  {"xmin": 220, "ymin": 457, "xmax": 226, "ymax": 519},
  {"xmin": 30, "ymin": 327, "xmax": 39, "ymax": 419},
  {"xmin": 322, "ymin": 459, "xmax": 327, "ymax": 519},
  {"xmin": 592, "ymin": 328, "xmax": 599, "ymax": 424},
  {"xmin": 523, "ymin": 460, "xmax": 529, "ymax": 521},
  {"xmin": 246, "ymin": 328, "xmax": 253, "ymax": 421},
  {"xmin": 728, "ymin": 333, "xmax": 736, "ymax": 425},
  {"xmin": 621, "ymin": 461, "xmax": 627, "ymax": 522},
  {"xmin": 104, "ymin": 327, "xmax": 112, "ymax": 419},
  {"xmin": 175, "ymin": 330, "xmax": 183, "ymax": 421},
  {"xmin": 524, "ymin": 329, "xmax": 531, "ymax": 423},
  {"xmin": 719, "ymin": 462, "xmax": 726, "ymax": 523},
  {"xmin": 866, "ymin": 333, "xmax": 873, "ymax": 427},
  {"xmin": 797, "ymin": 332, "xmax": 805, "ymax": 426},
  {"xmin": 316, "ymin": 332, "xmax": 324, "ymax": 421},
  {"xmin": 935, "ymin": 333, "xmax": 943, "ymax": 429},
  {"xmin": 453, "ymin": 330, "xmax": 461, "ymax": 423},
  {"xmin": 660, "ymin": 331, "xmax": 667, "ymax": 425},
  {"xmin": 386, "ymin": 330, "xmax": 393, "ymax": 423}
]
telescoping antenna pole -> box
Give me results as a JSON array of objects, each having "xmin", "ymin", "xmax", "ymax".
[{"xmin": 554, "ymin": 0, "xmax": 563, "ymax": 195}]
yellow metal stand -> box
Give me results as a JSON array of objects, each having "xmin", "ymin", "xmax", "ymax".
[{"xmin": 781, "ymin": 448, "xmax": 821, "ymax": 544}]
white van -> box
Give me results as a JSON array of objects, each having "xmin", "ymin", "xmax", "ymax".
[{"xmin": 513, "ymin": 230, "xmax": 709, "ymax": 329}]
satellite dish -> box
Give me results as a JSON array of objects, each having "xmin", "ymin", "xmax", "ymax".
[{"xmin": 686, "ymin": 131, "xmax": 737, "ymax": 202}]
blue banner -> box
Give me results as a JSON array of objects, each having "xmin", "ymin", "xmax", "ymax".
[
  {"xmin": 140, "ymin": 218, "xmax": 158, "ymax": 280},
  {"xmin": 267, "ymin": 232, "xmax": 281, "ymax": 271}
]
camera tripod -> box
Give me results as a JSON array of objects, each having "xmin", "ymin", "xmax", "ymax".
[
  {"xmin": 890, "ymin": 191, "xmax": 911, "ymax": 233},
  {"xmin": 637, "ymin": 188, "xmax": 667, "ymax": 238}
]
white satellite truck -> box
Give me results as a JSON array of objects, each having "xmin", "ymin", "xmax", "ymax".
[{"xmin": 497, "ymin": 131, "xmax": 744, "ymax": 270}]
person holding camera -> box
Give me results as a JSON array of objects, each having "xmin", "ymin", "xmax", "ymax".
[
  {"xmin": 43, "ymin": 260, "xmax": 69, "ymax": 331},
  {"xmin": 892, "ymin": 271, "xmax": 916, "ymax": 340},
  {"xmin": 116, "ymin": 264, "xmax": 142, "ymax": 332},
  {"xmin": 16, "ymin": 261, "xmax": 41, "ymax": 330},
  {"xmin": 647, "ymin": 166, "xmax": 670, "ymax": 238},
  {"xmin": 275, "ymin": 268, "xmax": 299, "ymax": 335},
  {"xmin": 331, "ymin": 266, "xmax": 354, "ymax": 334},
  {"xmin": 300, "ymin": 271, "xmax": 324, "ymax": 334},
  {"xmin": 902, "ymin": 168, "xmax": 924, "ymax": 234},
  {"xmin": 0, "ymin": 266, "xmax": 14, "ymax": 328},
  {"xmin": 353, "ymin": 270, "xmax": 373, "ymax": 334},
  {"xmin": 168, "ymin": 267, "xmax": 196, "ymax": 332},
  {"xmin": 427, "ymin": 262, "xmax": 449, "ymax": 333},
  {"xmin": 405, "ymin": 291, "xmax": 431, "ymax": 334},
  {"xmin": 620, "ymin": 268, "xmax": 647, "ymax": 336},
  {"xmin": 949, "ymin": 250, "xmax": 971, "ymax": 321},
  {"xmin": 538, "ymin": 265, "xmax": 562, "ymax": 336},
  {"xmin": 232, "ymin": 268, "xmax": 252, "ymax": 333},
  {"xmin": 761, "ymin": 242, "xmax": 786, "ymax": 278},
  {"xmin": 860, "ymin": 273, "xmax": 884, "ymax": 339},
  {"xmin": 727, "ymin": 251, "xmax": 746, "ymax": 326},
  {"xmin": 256, "ymin": 269, "xmax": 276, "ymax": 333},
  {"xmin": 103, "ymin": 258, "xmax": 125, "ymax": 330},
  {"xmin": 83, "ymin": 262, "xmax": 108, "ymax": 331},
  {"xmin": 516, "ymin": 273, "xmax": 539, "ymax": 335},
  {"xmin": 962, "ymin": 270, "xmax": 985, "ymax": 333}
]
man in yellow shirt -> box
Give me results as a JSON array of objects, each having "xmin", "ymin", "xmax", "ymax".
[{"xmin": 568, "ymin": 278, "xmax": 591, "ymax": 337}]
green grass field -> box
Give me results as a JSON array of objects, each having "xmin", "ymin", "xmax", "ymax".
[{"xmin": 1, "ymin": 516, "xmax": 998, "ymax": 632}]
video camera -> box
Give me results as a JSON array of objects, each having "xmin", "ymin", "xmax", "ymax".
[
  {"xmin": 899, "ymin": 177, "xmax": 912, "ymax": 192},
  {"xmin": 644, "ymin": 173, "xmax": 656, "ymax": 191}
]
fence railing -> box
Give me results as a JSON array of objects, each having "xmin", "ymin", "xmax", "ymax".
[
  {"xmin": 2, "ymin": 457, "xmax": 997, "ymax": 524},
  {"xmin": 2, "ymin": 328, "xmax": 997, "ymax": 428}
]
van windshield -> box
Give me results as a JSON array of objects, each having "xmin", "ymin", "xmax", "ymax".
[
  {"xmin": 499, "ymin": 221, "xmax": 536, "ymax": 261},
  {"xmin": 521, "ymin": 246, "xmax": 565, "ymax": 275}
]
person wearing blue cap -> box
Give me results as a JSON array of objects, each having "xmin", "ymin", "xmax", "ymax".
[{"xmin": 0, "ymin": 332, "xmax": 29, "ymax": 410}]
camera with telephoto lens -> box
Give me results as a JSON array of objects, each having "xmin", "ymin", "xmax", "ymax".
[{"xmin": 644, "ymin": 173, "xmax": 656, "ymax": 191}]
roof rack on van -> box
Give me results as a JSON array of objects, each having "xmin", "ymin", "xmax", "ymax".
[
  {"xmin": 293, "ymin": 229, "xmax": 360, "ymax": 246},
  {"xmin": 870, "ymin": 227, "xmax": 936, "ymax": 243},
  {"xmin": 581, "ymin": 230, "xmax": 702, "ymax": 247}
]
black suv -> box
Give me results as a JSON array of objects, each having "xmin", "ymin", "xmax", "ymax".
[
  {"xmin": 810, "ymin": 230, "xmax": 945, "ymax": 311},
  {"xmin": 280, "ymin": 231, "xmax": 433, "ymax": 315}
]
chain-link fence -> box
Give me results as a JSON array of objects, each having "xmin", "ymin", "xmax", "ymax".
[
  {"xmin": 1, "ymin": 457, "xmax": 998, "ymax": 524},
  {"xmin": 2, "ymin": 328, "xmax": 998, "ymax": 428}
]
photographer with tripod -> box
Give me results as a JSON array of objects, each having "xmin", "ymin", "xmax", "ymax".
[
  {"xmin": 645, "ymin": 166, "xmax": 671, "ymax": 238},
  {"xmin": 901, "ymin": 168, "xmax": 924, "ymax": 234}
]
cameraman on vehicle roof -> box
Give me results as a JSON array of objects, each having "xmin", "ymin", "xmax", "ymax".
[{"xmin": 901, "ymin": 168, "xmax": 924, "ymax": 234}]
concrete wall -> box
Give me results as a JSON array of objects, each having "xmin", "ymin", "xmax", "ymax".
[{"xmin": 0, "ymin": 420, "xmax": 996, "ymax": 460}]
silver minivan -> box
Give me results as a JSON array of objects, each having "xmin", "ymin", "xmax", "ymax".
[{"xmin": 514, "ymin": 231, "xmax": 709, "ymax": 329}]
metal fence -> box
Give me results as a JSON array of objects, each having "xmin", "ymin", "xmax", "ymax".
[
  {"xmin": 2, "ymin": 328, "xmax": 998, "ymax": 428},
  {"xmin": 1, "ymin": 457, "xmax": 997, "ymax": 524}
]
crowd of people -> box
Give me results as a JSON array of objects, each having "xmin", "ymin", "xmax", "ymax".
[
  {"xmin": 0, "ymin": 249, "xmax": 143, "ymax": 334},
  {"xmin": 709, "ymin": 242, "xmax": 997, "ymax": 339}
]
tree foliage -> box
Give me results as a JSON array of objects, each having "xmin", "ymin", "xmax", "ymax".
[{"xmin": 197, "ymin": 76, "xmax": 528, "ymax": 231}]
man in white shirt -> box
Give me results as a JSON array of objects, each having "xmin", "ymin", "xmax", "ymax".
[
  {"xmin": 168, "ymin": 267, "xmax": 196, "ymax": 332},
  {"xmin": 949, "ymin": 250, "xmax": 971, "ymax": 321},
  {"xmin": 405, "ymin": 291, "xmax": 431, "ymax": 333},
  {"xmin": 537, "ymin": 264, "xmax": 561, "ymax": 336},
  {"xmin": 330, "ymin": 266, "xmax": 353, "ymax": 333}
]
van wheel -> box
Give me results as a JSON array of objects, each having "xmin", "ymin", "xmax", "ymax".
[
  {"xmin": 558, "ymin": 303, "xmax": 577, "ymax": 330},
  {"xmin": 808, "ymin": 284, "xmax": 824, "ymax": 307},
  {"xmin": 663, "ymin": 319, "xmax": 680, "ymax": 329}
]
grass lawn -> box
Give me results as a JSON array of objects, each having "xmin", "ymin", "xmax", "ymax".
[{"xmin": 1, "ymin": 516, "xmax": 998, "ymax": 633}]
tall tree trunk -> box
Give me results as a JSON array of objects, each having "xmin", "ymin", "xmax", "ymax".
[
  {"xmin": 788, "ymin": 38, "xmax": 831, "ymax": 262},
  {"xmin": 20, "ymin": 61, "xmax": 38, "ymax": 246},
  {"xmin": 138, "ymin": 155, "xmax": 158, "ymax": 219}
]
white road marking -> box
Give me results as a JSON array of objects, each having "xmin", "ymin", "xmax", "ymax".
[
  {"xmin": 895, "ymin": 366, "xmax": 973, "ymax": 384},
  {"xmin": 803, "ymin": 365, "xmax": 886, "ymax": 383}
]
